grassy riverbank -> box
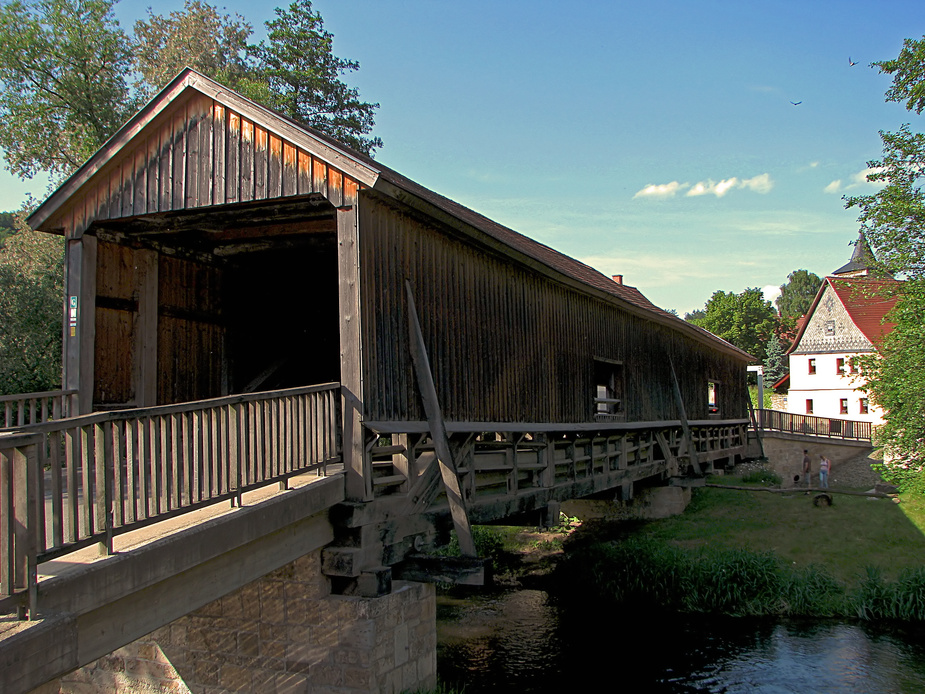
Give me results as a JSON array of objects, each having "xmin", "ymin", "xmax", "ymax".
[{"xmin": 549, "ymin": 469, "xmax": 925, "ymax": 620}]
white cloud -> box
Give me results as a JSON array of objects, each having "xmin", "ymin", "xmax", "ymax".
[
  {"xmin": 850, "ymin": 166, "xmax": 886, "ymax": 186},
  {"xmin": 742, "ymin": 173, "xmax": 774, "ymax": 193},
  {"xmin": 825, "ymin": 167, "xmax": 886, "ymax": 194},
  {"xmin": 762, "ymin": 284, "xmax": 782, "ymax": 305},
  {"xmin": 684, "ymin": 174, "xmax": 773, "ymax": 198},
  {"xmin": 633, "ymin": 181, "xmax": 689, "ymax": 198}
]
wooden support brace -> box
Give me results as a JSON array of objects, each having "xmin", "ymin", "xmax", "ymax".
[
  {"xmin": 404, "ymin": 281, "xmax": 476, "ymax": 557},
  {"xmin": 669, "ymin": 357, "xmax": 702, "ymax": 476}
]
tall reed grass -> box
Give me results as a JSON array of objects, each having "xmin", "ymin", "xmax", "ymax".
[{"xmin": 554, "ymin": 538, "xmax": 925, "ymax": 622}]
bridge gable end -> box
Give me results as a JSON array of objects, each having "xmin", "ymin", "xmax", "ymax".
[{"xmin": 28, "ymin": 69, "xmax": 377, "ymax": 238}]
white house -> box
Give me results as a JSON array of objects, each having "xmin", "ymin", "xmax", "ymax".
[{"xmin": 786, "ymin": 234, "xmax": 900, "ymax": 426}]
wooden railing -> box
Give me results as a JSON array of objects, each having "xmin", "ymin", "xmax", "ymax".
[
  {"xmin": 0, "ymin": 390, "xmax": 77, "ymax": 429},
  {"xmin": 368, "ymin": 421, "xmax": 749, "ymax": 503},
  {"xmin": 753, "ymin": 409, "xmax": 872, "ymax": 442},
  {"xmin": 0, "ymin": 384, "xmax": 341, "ymax": 616}
]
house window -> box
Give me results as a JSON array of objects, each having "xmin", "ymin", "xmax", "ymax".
[
  {"xmin": 840, "ymin": 398, "xmax": 848, "ymax": 414},
  {"xmin": 707, "ymin": 381, "xmax": 719, "ymax": 416},
  {"xmin": 594, "ymin": 359, "xmax": 624, "ymax": 418},
  {"xmin": 806, "ymin": 399, "xmax": 814, "ymax": 415},
  {"xmin": 808, "ymin": 359, "xmax": 817, "ymax": 375},
  {"xmin": 836, "ymin": 358, "xmax": 846, "ymax": 375},
  {"xmin": 860, "ymin": 398, "xmax": 869, "ymax": 415},
  {"xmin": 825, "ymin": 320, "xmax": 836, "ymax": 336}
]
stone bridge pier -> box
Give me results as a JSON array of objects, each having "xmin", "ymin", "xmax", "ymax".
[{"xmin": 32, "ymin": 550, "xmax": 436, "ymax": 694}]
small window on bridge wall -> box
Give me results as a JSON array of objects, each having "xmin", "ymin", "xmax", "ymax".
[
  {"xmin": 707, "ymin": 380, "xmax": 719, "ymax": 416},
  {"xmin": 594, "ymin": 359, "xmax": 624, "ymax": 419}
]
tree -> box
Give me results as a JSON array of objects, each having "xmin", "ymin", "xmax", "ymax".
[
  {"xmin": 0, "ymin": 0, "xmax": 138, "ymax": 181},
  {"xmin": 763, "ymin": 335, "xmax": 787, "ymax": 385},
  {"xmin": 776, "ymin": 269, "xmax": 822, "ymax": 318},
  {"xmin": 685, "ymin": 288, "xmax": 777, "ymax": 362},
  {"xmin": 0, "ymin": 0, "xmax": 381, "ymax": 187},
  {"xmin": 0, "ymin": 212, "xmax": 64, "ymax": 394},
  {"xmin": 248, "ymin": 1, "xmax": 381, "ymax": 155},
  {"xmin": 132, "ymin": 0, "xmax": 252, "ymax": 99},
  {"xmin": 845, "ymin": 38, "xmax": 925, "ymax": 490}
]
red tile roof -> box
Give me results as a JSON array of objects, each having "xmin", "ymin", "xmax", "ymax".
[{"xmin": 828, "ymin": 277, "xmax": 901, "ymax": 347}]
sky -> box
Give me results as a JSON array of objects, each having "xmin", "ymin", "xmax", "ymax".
[{"xmin": 2, "ymin": 0, "xmax": 924, "ymax": 315}]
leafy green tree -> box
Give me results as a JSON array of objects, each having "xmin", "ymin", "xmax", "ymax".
[
  {"xmin": 248, "ymin": 1, "xmax": 381, "ymax": 154},
  {"xmin": 0, "ymin": 0, "xmax": 138, "ymax": 181},
  {"xmin": 776, "ymin": 269, "xmax": 822, "ymax": 318},
  {"xmin": 845, "ymin": 37, "xmax": 925, "ymax": 489},
  {"xmin": 0, "ymin": 212, "xmax": 64, "ymax": 394},
  {"xmin": 132, "ymin": 0, "xmax": 252, "ymax": 98},
  {"xmin": 685, "ymin": 288, "xmax": 777, "ymax": 362}
]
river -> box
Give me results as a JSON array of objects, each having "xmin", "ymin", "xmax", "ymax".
[{"xmin": 436, "ymin": 588, "xmax": 925, "ymax": 693}]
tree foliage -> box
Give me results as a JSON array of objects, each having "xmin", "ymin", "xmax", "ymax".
[
  {"xmin": 0, "ymin": 0, "xmax": 381, "ymax": 185},
  {"xmin": 132, "ymin": 0, "xmax": 251, "ymax": 99},
  {"xmin": 248, "ymin": 2, "xmax": 381, "ymax": 154},
  {"xmin": 0, "ymin": 212, "xmax": 63, "ymax": 394},
  {"xmin": 762, "ymin": 335, "xmax": 787, "ymax": 385},
  {"xmin": 685, "ymin": 288, "xmax": 777, "ymax": 362},
  {"xmin": 776, "ymin": 269, "xmax": 822, "ymax": 318},
  {"xmin": 0, "ymin": 0, "xmax": 138, "ymax": 181},
  {"xmin": 845, "ymin": 38, "xmax": 925, "ymax": 488}
]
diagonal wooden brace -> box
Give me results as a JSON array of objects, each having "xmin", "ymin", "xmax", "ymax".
[{"xmin": 404, "ymin": 281, "xmax": 476, "ymax": 557}]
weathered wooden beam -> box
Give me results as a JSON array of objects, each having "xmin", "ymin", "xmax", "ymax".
[
  {"xmin": 405, "ymin": 281, "xmax": 476, "ymax": 557},
  {"xmin": 669, "ymin": 357, "xmax": 702, "ymax": 476},
  {"xmin": 394, "ymin": 554, "xmax": 486, "ymax": 586}
]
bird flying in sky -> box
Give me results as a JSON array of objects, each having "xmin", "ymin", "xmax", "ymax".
[
  {"xmin": 790, "ymin": 101, "xmax": 802, "ymax": 105},
  {"xmin": 849, "ymin": 57, "xmax": 858, "ymax": 66}
]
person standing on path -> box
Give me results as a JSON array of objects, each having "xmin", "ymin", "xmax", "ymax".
[
  {"xmin": 802, "ymin": 449, "xmax": 812, "ymax": 487},
  {"xmin": 819, "ymin": 454, "xmax": 831, "ymax": 489}
]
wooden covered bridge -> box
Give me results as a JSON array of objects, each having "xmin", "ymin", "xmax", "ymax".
[{"xmin": 1, "ymin": 69, "xmax": 753, "ymax": 692}]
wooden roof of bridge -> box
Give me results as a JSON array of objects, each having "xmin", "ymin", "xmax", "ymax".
[{"xmin": 28, "ymin": 68, "xmax": 752, "ymax": 362}]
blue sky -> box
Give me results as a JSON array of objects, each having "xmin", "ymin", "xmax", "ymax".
[{"xmin": 2, "ymin": 0, "xmax": 923, "ymax": 314}]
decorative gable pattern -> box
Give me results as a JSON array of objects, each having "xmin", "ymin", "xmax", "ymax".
[{"xmin": 791, "ymin": 283, "xmax": 873, "ymax": 354}]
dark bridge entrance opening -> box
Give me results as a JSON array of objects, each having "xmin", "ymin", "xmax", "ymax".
[
  {"xmin": 90, "ymin": 194, "xmax": 341, "ymax": 409},
  {"xmin": 225, "ymin": 242, "xmax": 340, "ymax": 393}
]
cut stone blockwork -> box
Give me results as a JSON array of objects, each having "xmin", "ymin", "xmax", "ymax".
[{"xmin": 45, "ymin": 550, "xmax": 436, "ymax": 694}]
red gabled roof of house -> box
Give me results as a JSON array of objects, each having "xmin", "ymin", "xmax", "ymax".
[
  {"xmin": 787, "ymin": 276, "xmax": 901, "ymax": 353},
  {"xmin": 829, "ymin": 277, "xmax": 901, "ymax": 346},
  {"xmin": 772, "ymin": 372, "xmax": 790, "ymax": 391}
]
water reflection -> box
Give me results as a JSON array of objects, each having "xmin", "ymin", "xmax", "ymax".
[{"xmin": 437, "ymin": 589, "xmax": 925, "ymax": 693}]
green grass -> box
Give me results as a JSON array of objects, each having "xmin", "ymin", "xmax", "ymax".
[
  {"xmin": 639, "ymin": 480, "xmax": 925, "ymax": 584},
  {"xmin": 553, "ymin": 474, "xmax": 925, "ymax": 621}
]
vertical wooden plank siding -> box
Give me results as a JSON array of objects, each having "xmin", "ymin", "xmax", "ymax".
[
  {"xmin": 254, "ymin": 125, "xmax": 268, "ymax": 200},
  {"xmin": 268, "ymin": 134, "xmax": 282, "ymax": 198},
  {"xmin": 41, "ymin": 93, "xmax": 366, "ymax": 238},
  {"xmin": 212, "ymin": 103, "xmax": 226, "ymax": 206},
  {"xmin": 358, "ymin": 192, "xmax": 747, "ymax": 425},
  {"xmin": 239, "ymin": 117, "xmax": 253, "ymax": 203}
]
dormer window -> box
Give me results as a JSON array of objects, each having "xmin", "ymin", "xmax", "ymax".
[{"xmin": 824, "ymin": 320, "xmax": 836, "ymax": 336}]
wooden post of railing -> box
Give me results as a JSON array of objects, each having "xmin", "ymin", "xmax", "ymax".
[{"xmin": 0, "ymin": 432, "xmax": 41, "ymax": 619}]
